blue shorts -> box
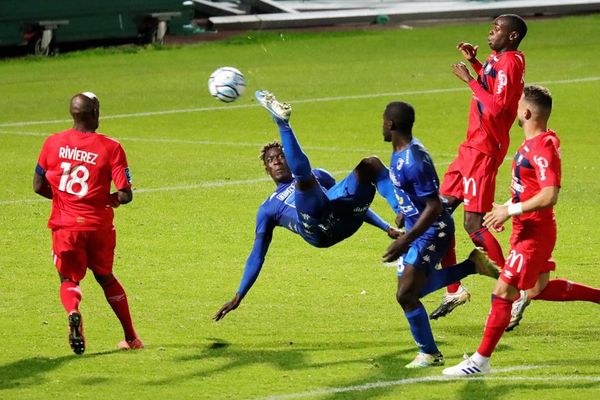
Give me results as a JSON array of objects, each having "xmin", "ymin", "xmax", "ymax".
[
  {"xmin": 298, "ymin": 172, "xmax": 375, "ymax": 248},
  {"xmin": 396, "ymin": 216, "xmax": 454, "ymax": 277}
]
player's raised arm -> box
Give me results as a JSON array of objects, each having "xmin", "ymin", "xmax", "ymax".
[
  {"xmin": 457, "ymin": 42, "xmax": 482, "ymax": 74},
  {"xmin": 214, "ymin": 208, "xmax": 275, "ymax": 322}
]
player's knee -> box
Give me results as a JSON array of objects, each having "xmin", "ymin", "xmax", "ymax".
[
  {"xmin": 94, "ymin": 272, "xmax": 115, "ymax": 286},
  {"xmin": 360, "ymin": 156, "xmax": 384, "ymax": 170},
  {"xmin": 463, "ymin": 212, "xmax": 484, "ymax": 233},
  {"xmin": 355, "ymin": 156, "xmax": 385, "ymax": 180},
  {"xmin": 396, "ymin": 289, "xmax": 417, "ymax": 308}
]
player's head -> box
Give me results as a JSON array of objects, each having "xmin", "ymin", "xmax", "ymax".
[
  {"xmin": 488, "ymin": 14, "xmax": 527, "ymax": 52},
  {"xmin": 517, "ymin": 85, "xmax": 552, "ymax": 127},
  {"xmin": 70, "ymin": 92, "xmax": 100, "ymax": 131},
  {"xmin": 260, "ymin": 141, "xmax": 293, "ymax": 184},
  {"xmin": 383, "ymin": 101, "xmax": 415, "ymax": 142}
]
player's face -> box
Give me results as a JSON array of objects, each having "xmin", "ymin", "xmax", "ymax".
[
  {"xmin": 382, "ymin": 114, "xmax": 392, "ymax": 142},
  {"xmin": 488, "ymin": 18, "xmax": 513, "ymax": 51},
  {"xmin": 264, "ymin": 147, "xmax": 293, "ymax": 183}
]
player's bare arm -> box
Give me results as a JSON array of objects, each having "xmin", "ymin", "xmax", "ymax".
[
  {"xmin": 33, "ymin": 171, "xmax": 52, "ymax": 199},
  {"xmin": 108, "ymin": 188, "xmax": 132, "ymax": 208},
  {"xmin": 452, "ymin": 62, "xmax": 474, "ymax": 84},
  {"xmin": 214, "ymin": 293, "xmax": 243, "ymax": 321},
  {"xmin": 383, "ymin": 196, "xmax": 442, "ymax": 262},
  {"xmin": 483, "ymin": 186, "xmax": 560, "ymax": 229},
  {"xmin": 457, "ymin": 42, "xmax": 479, "ymax": 62},
  {"xmin": 387, "ymin": 226, "xmax": 404, "ymax": 239}
]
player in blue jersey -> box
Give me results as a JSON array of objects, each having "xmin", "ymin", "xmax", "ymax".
[
  {"xmin": 381, "ymin": 101, "xmax": 501, "ymax": 368},
  {"xmin": 214, "ymin": 91, "xmax": 404, "ymax": 321}
]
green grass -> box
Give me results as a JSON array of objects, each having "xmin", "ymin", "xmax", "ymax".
[{"xmin": 1, "ymin": 14, "xmax": 600, "ymax": 400}]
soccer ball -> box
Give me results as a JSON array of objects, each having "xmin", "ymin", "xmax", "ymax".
[{"xmin": 208, "ymin": 67, "xmax": 246, "ymax": 103}]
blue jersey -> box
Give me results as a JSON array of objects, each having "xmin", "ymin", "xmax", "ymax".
[
  {"xmin": 389, "ymin": 138, "xmax": 454, "ymax": 272},
  {"xmin": 389, "ymin": 138, "xmax": 450, "ymax": 230},
  {"xmin": 237, "ymin": 168, "xmax": 390, "ymax": 296}
]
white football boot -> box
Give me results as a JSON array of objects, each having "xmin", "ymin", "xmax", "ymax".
[
  {"xmin": 255, "ymin": 90, "xmax": 292, "ymax": 122},
  {"xmin": 505, "ymin": 290, "xmax": 531, "ymax": 332},
  {"xmin": 442, "ymin": 353, "xmax": 490, "ymax": 376}
]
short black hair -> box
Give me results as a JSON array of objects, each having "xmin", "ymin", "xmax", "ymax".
[
  {"xmin": 523, "ymin": 85, "xmax": 552, "ymax": 117},
  {"xmin": 385, "ymin": 101, "xmax": 415, "ymax": 132},
  {"xmin": 260, "ymin": 141, "xmax": 283, "ymax": 165},
  {"xmin": 499, "ymin": 14, "xmax": 527, "ymax": 46}
]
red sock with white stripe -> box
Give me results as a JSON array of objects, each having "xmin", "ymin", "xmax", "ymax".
[
  {"xmin": 469, "ymin": 227, "xmax": 505, "ymax": 269},
  {"xmin": 532, "ymin": 279, "xmax": 600, "ymax": 303},
  {"xmin": 477, "ymin": 294, "xmax": 513, "ymax": 357},
  {"xmin": 60, "ymin": 281, "xmax": 82, "ymax": 313},
  {"xmin": 101, "ymin": 276, "xmax": 137, "ymax": 341}
]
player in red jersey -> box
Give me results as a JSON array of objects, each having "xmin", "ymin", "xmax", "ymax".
[
  {"xmin": 430, "ymin": 15, "xmax": 528, "ymax": 319},
  {"xmin": 33, "ymin": 92, "xmax": 143, "ymax": 354},
  {"xmin": 442, "ymin": 85, "xmax": 600, "ymax": 376}
]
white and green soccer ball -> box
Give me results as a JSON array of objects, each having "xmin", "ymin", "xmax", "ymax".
[{"xmin": 208, "ymin": 66, "xmax": 246, "ymax": 103}]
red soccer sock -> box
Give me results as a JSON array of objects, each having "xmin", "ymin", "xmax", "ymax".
[
  {"xmin": 477, "ymin": 295, "xmax": 513, "ymax": 357},
  {"xmin": 441, "ymin": 235, "xmax": 461, "ymax": 294},
  {"xmin": 60, "ymin": 281, "xmax": 82, "ymax": 313},
  {"xmin": 101, "ymin": 276, "xmax": 137, "ymax": 341},
  {"xmin": 532, "ymin": 279, "xmax": 600, "ymax": 303},
  {"xmin": 470, "ymin": 227, "xmax": 505, "ymax": 268}
]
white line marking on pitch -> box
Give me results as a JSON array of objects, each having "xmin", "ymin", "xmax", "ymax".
[
  {"xmin": 0, "ymin": 130, "xmax": 391, "ymax": 155},
  {"xmin": 0, "ymin": 154, "xmax": 476, "ymax": 207},
  {"xmin": 257, "ymin": 366, "xmax": 600, "ymax": 400},
  {"xmin": 0, "ymin": 76, "xmax": 598, "ymax": 127}
]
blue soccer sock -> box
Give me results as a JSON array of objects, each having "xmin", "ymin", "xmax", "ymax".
[
  {"xmin": 375, "ymin": 167, "xmax": 400, "ymax": 213},
  {"xmin": 420, "ymin": 259, "xmax": 476, "ymax": 298},
  {"xmin": 276, "ymin": 119, "xmax": 312, "ymax": 180},
  {"xmin": 405, "ymin": 305, "xmax": 439, "ymax": 354}
]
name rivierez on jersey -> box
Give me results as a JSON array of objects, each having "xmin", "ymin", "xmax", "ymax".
[{"xmin": 58, "ymin": 146, "xmax": 98, "ymax": 165}]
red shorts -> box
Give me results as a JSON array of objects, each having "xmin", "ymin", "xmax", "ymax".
[
  {"xmin": 51, "ymin": 228, "xmax": 116, "ymax": 283},
  {"xmin": 440, "ymin": 145, "xmax": 501, "ymax": 213},
  {"xmin": 500, "ymin": 220, "xmax": 557, "ymax": 290}
]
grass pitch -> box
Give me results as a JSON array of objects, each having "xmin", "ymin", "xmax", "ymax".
[{"xmin": 1, "ymin": 14, "xmax": 599, "ymax": 400}]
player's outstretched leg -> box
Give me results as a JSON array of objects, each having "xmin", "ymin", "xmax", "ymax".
[
  {"xmin": 469, "ymin": 247, "xmax": 501, "ymax": 278},
  {"xmin": 255, "ymin": 90, "xmax": 291, "ymax": 122},
  {"xmin": 430, "ymin": 237, "xmax": 470, "ymax": 320},
  {"xmin": 429, "ymin": 248, "xmax": 499, "ymax": 320},
  {"xmin": 256, "ymin": 90, "xmax": 315, "ymax": 183},
  {"xmin": 68, "ymin": 311, "xmax": 86, "ymax": 355},
  {"xmin": 429, "ymin": 287, "xmax": 471, "ymax": 320}
]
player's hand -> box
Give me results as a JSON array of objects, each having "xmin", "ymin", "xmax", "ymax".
[
  {"xmin": 452, "ymin": 62, "xmax": 474, "ymax": 84},
  {"xmin": 483, "ymin": 202, "xmax": 510, "ymax": 231},
  {"xmin": 383, "ymin": 236, "xmax": 409, "ymax": 263},
  {"xmin": 107, "ymin": 192, "xmax": 120, "ymax": 208},
  {"xmin": 457, "ymin": 42, "xmax": 479, "ymax": 62},
  {"xmin": 387, "ymin": 226, "xmax": 404, "ymax": 239},
  {"xmin": 213, "ymin": 294, "xmax": 242, "ymax": 322}
]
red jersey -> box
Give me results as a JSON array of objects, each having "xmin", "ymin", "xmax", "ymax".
[
  {"xmin": 464, "ymin": 50, "xmax": 526, "ymax": 162},
  {"xmin": 510, "ymin": 130, "xmax": 561, "ymax": 224},
  {"xmin": 36, "ymin": 129, "xmax": 132, "ymax": 231}
]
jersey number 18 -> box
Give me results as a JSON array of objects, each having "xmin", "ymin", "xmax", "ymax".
[{"xmin": 59, "ymin": 162, "xmax": 89, "ymax": 197}]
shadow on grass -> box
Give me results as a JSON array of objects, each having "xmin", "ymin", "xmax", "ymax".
[
  {"xmin": 0, "ymin": 350, "xmax": 119, "ymax": 391},
  {"xmin": 146, "ymin": 337, "xmax": 415, "ymax": 386}
]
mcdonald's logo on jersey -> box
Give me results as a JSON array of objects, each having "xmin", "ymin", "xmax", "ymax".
[
  {"xmin": 506, "ymin": 250, "xmax": 524, "ymax": 273},
  {"xmin": 462, "ymin": 177, "xmax": 477, "ymax": 197}
]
